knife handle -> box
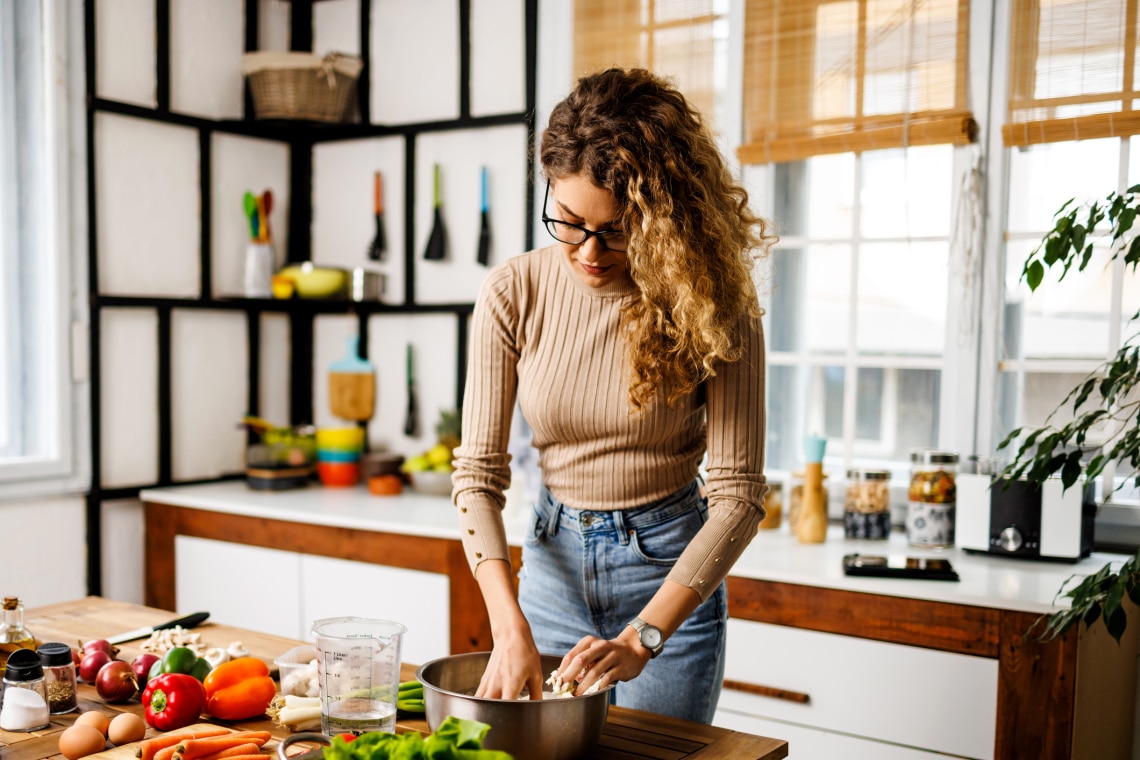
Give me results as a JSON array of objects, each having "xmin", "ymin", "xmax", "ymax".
[{"xmin": 157, "ymin": 611, "xmax": 210, "ymax": 631}]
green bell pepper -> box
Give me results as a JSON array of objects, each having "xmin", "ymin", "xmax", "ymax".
[{"xmin": 148, "ymin": 645, "xmax": 212, "ymax": 682}]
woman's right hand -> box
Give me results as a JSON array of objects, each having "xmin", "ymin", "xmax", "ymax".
[
  {"xmin": 472, "ymin": 558, "xmax": 546, "ymax": 699},
  {"xmin": 476, "ymin": 625, "xmax": 545, "ymax": 700}
]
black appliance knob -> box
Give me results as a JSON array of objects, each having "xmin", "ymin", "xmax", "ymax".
[{"xmin": 999, "ymin": 526, "xmax": 1023, "ymax": 552}]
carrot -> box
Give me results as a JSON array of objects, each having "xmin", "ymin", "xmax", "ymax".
[
  {"xmin": 185, "ymin": 742, "xmax": 263, "ymax": 760},
  {"xmin": 136, "ymin": 728, "xmax": 232, "ymax": 760},
  {"xmin": 176, "ymin": 732, "xmax": 272, "ymax": 760},
  {"xmin": 155, "ymin": 746, "xmax": 180, "ymax": 760}
]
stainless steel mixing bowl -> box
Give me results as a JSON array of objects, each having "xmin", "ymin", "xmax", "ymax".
[{"xmin": 415, "ymin": 652, "xmax": 610, "ymax": 760}]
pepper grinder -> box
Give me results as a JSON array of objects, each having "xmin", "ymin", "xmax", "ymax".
[{"xmin": 796, "ymin": 435, "xmax": 828, "ymax": 543}]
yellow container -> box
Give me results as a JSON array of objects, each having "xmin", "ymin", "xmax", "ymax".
[{"xmin": 316, "ymin": 426, "xmax": 364, "ymax": 452}]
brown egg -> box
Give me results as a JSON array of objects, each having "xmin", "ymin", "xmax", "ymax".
[
  {"xmin": 107, "ymin": 712, "xmax": 147, "ymax": 746},
  {"xmin": 58, "ymin": 724, "xmax": 108, "ymax": 760},
  {"xmin": 74, "ymin": 711, "xmax": 111, "ymax": 736}
]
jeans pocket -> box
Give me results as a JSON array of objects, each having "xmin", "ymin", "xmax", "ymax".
[
  {"xmin": 628, "ymin": 499, "xmax": 708, "ymax": 566},
  {"xmin": 524, "ymin": 502, "xmax": 547, "ymax": 547}
]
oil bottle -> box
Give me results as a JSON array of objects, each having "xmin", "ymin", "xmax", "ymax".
[{"xmin": 0, "ymin": 596, "xmax": 37, "ymax": 674}]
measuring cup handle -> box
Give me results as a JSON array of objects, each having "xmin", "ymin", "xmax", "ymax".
[{"xmin": 277, "ymin": 732, "xmax": 331, "ymax": 760}]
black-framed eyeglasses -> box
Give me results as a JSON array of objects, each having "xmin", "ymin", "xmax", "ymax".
[{"xmin": 541, "ymin": 183, "xmax": 629, "ymax": 252}]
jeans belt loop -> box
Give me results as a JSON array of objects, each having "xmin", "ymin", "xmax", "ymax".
[{"xmin": 613, "ymin": 508, "xmax": 631, "ymax": 545}]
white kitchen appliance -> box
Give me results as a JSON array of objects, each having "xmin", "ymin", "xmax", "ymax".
[{"xmin": 957, "ymin": 473, "xmax": 1095, "ymax": 561}]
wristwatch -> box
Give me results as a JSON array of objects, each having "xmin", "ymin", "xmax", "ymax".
[{"xmin": 628, "ymin": 617, "xmax": 664, "ymax": 658}]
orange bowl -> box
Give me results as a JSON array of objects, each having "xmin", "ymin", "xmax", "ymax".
[{"xmin": 318, "ymin": 461, "xmax": 360, "ymax": 487}]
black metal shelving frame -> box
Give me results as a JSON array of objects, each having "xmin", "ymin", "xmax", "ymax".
[{"xmin": 82, "ymin": 0, "xmax": 539, "ymax": 595}]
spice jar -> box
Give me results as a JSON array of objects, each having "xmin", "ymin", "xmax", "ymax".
[
  {"xmin": 0, "ymin": 647, "xmax": 50, "ymax": 731},
  {"xmin": 0, "ymin": 596, "xmax": 36, "ymax": 675},
  {"xmin": 907, "ymin": 450, "xmax": 959, "ymax": 547},
  {"xmin": 38, "ymin": 642, "xmax": 78, "ymax": 714},
  {"xmin": 758, "ymin": 482, "xmax": 783, "ymax": 530},
  {"xmin": 845, "ymin": 468, "xmax": 892, "ymax": 539}
]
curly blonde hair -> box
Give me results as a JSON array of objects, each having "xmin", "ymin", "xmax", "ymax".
[{"xmin": 540, "ymin": 67, "xmax": 774, "ymax": 411}]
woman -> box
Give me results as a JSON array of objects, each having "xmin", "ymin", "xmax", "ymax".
[{"xmin": 451, "ymin": 67, "xmax": 772, "ymax": 724}]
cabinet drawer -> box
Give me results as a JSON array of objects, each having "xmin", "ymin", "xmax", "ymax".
[
  {"xmin": 719, "ymin": 619, "xmax": 997, "ymax": 759},
  {"xmin": 714, "ymin": 708, "xmax": 961, "ymax": 760}
]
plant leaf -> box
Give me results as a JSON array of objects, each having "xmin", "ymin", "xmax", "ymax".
[{"xmin": 1026, "ymin": 260, "xmax": 1045, "ymax": 291}]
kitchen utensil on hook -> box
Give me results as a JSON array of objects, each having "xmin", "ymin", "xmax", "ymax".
[
  {"xmin": 243, "ymin": 191, "xmax": 258, "ymax": 241},
  {"xmin": 477, "ymin": 166, "xmax": 491, "ymax": 266},
  {"xmin": 368, "ymin": 171, "xmax": 387, "ymax": 261},
  {"xmin": 263, "ymin": 189, "xmax": 274, "ymax": 244},
  {"xmin": 404, "ymin": 343, "xmax": 418, "ymax": 436},
  {"xmin": 423, "ymin": 164, "xmax": 447, "ymax": 260}
]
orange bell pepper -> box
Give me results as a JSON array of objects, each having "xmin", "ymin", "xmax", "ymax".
[{"xmin": 202, "ymin": 657, "xmax": 277, "ymax": 720}]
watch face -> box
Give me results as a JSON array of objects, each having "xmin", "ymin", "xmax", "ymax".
[{"xmin": 641, "ymin": 626, "xmax": 662, "ymax": 649}]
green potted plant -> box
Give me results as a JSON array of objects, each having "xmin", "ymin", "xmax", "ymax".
[{"xmin": 998, "ymin": 184, "xmax": 1140, "ymax": 643}]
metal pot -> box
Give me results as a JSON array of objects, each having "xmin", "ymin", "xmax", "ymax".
[
  {"xmin": 350, "ymin": 268, "xmax": 385, "ymax": 302},
  {"xmin": 416, "ymin": 652, "xmax": 610, "ymax": 760}
]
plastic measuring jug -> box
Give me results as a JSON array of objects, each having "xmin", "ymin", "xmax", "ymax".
[{"xmin": 311, "ymin": 617, "xmax": 406, "ymax": 735}]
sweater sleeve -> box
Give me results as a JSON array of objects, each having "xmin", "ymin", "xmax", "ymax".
[
  {"xmin": 666, "ymin": 314, "xmax": 768, "ymax": 601},
  {"xmin": 451, "ymin": 263, "xmax": 520, "ymax": 574}
]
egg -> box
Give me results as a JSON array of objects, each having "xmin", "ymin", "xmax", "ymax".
[
  {"xmin": 107, "ymin": 712, "xmax": 147, "ymax": 745},
  {"xmin": 58, "ymin": 724, "xmax": 108, "ymax": 760},
  {"xmin": 74, "ymin": 711, "xmax": 111, "ymax": 736}
]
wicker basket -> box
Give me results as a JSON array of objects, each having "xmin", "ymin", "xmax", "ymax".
[{"xmin": 242, "ymin": 52, "xmax": 363, "ymax": 123}]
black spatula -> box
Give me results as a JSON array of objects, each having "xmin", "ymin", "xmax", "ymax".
[
  {"xmin": 368, "ymin": 171, "xmax": 386, "ymax": 261},
  {"xmin": 424, "ymin": 163, "xmax": 447, "ymax": 260},
  {"xmin": 477, "ymin": 166, "xmax": 491, "ymax": 266}
]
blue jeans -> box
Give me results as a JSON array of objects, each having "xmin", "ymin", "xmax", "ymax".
[{"xmin": 517, "ymin": 480, "xmax": 728, "ymax": 724}]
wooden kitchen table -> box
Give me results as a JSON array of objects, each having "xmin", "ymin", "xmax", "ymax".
[{"xmin": 4, "ymin": 598, "xmax": 787, "ymax": 760}]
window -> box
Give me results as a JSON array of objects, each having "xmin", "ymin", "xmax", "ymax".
[
  {"xmin": 991, "ymin": 0, "xmax": 1140, "ymax": 508},
  {"xmin": 573, "ymin": 0, "xmax": 730, "ymax": 131},
  {"xmin": 0, "ymin": 0, "xmax": 87, "ymax": 495}
]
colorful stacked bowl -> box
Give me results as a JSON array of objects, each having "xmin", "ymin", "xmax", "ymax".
[{"xmin": 316, "ymin": 427, "xmax": 364, "ymax": 486}]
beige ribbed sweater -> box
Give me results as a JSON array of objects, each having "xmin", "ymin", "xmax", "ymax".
[{"xmin": 452, "ymin": 245, "xmax": 768, "ymax": 602}]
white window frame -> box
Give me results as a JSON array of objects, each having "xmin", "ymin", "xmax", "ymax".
[{"xmin": 0, "ymin": 0, "xmax": 89, "ymax": 498}]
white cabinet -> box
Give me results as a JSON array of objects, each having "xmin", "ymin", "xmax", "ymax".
[
  {"xmin": 175, "ymin": 536, "xmax": 301, "ymax": 639},
  {"xmin": 174, "ymin": 536, "xmax": 449, "ymax": 666},
  {"xmin": 714, "ymin": 619, "xmax": 999, "ymax": 759},
  {"xmin": 300, "ymin": 554, "xmax": 449, "ymax": 667}
]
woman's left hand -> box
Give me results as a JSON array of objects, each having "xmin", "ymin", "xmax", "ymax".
[{"xmin": 557, "ymin": 628, "xmax": 652, "ymax": 696}]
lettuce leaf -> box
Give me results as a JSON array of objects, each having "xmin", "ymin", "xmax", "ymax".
[{"xmin": 321, "ymin": 718, "xmax": 512, "ymax": 760}]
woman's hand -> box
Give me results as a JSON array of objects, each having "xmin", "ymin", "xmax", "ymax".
[
  {"xmin": 557, "ymin": 627, "xmax": 651, "ymax": 696},
  {"xmin": 476, "ymin": 626, "xmax": 545, "ymax": 700}
]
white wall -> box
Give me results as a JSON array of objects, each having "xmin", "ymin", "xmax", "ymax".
[{"xmin": 4, "ymin": 0, "xmax": 535, "ymax": 609}]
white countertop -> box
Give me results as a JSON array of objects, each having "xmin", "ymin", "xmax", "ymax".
[{"xmin": 141, "ymin": 480, "xmax": 1124, "ymax": 616}]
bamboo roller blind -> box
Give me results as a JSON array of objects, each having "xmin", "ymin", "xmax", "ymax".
[
  {"xmin": 738, "ymin": 0, "xmax": 974, "ymax": 164},
  {"xmin": 1004, "ymin": 0, "xmax": 1140, "ymax": 147},
  {"xmin": 573, "ymin": 0, "xmax": 722, "ymax": 132}
]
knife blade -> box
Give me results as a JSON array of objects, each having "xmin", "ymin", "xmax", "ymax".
[{"xmin": 107, "ymin": 611, "xmax": 210, "ymax": 645}]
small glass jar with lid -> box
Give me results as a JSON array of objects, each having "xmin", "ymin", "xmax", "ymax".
[
  {"xmin": 38, "ymin": 642, "xmax": 78, "ymax": 714},
  {"xmin": 906, "ymin": 449, "xmax": 959, "ymax": 547},
  {"xmin": 758, "ymin": 482, "xmax": 784, "ymax": 530},
  {"xmin": 844, "ymin": 468, "xmax": 892, "ymax": 539},
  {"xmin": 0, "ymin": 647, "xmax": 50, "ymax": 731}
]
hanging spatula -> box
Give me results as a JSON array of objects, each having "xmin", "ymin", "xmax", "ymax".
[
  {"xmin": 368, "ymin": 171, "xmax": 387, "ymax": 261},
  {"xmin": 477, "ymin": 166, "xmax": 491, "ymax": 266},
  {"xmin": 424, "ymin": 163, "xmax": 447, "ymax": 260}
]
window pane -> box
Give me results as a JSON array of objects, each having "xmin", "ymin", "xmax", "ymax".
[
  {"xmin": 997, "ymin": 369, "xmax": 1103, "ymax": 438},
  {"xmin": 1007, "ymin": 139, "xmax": 1119, "ymax": 234},
  {"xmin": 823, "ymin": 365, "xmax": 845, "ymax": 439},
  {"xmin": 1003, "ymin": 238, "xmax": 1113, "ymax": 359},
  {"xmin": 803, "ymin": 244, "xmax": 852, "ymax": 355},
  {"xmin": 805, "ymin": 153, "xmax": 855, "ymax": 238},
  {"xmin": 894, "ymin": 368, "xmax": 941, "ymax": 457},
  {"xmin": 855, "ymin": 367, "xmax": 884, "ymax": 440},
  {"xmin": 857, "ymin": 241, "xmax": 949, "ymax": 356},
  {"xmin": 765, "ymin": 363, "xmax": 811, "ymax": 472},
  {"xmin": 860, "ymin": 145, "xmax": 953, "ymax": 238}
]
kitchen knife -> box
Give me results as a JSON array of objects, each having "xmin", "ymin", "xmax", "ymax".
[{"xmin": 107, "ymin": 611, "xmax": 210, "ymax": 645}]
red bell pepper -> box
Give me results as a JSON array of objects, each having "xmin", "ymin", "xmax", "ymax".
[
  {"xmin": 142, "ymin": 672, "xmax": 207, "ymax": 731},
  {"xmin": 202, "ymin": 657, "xmax": 277, "ymax": 721}
]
